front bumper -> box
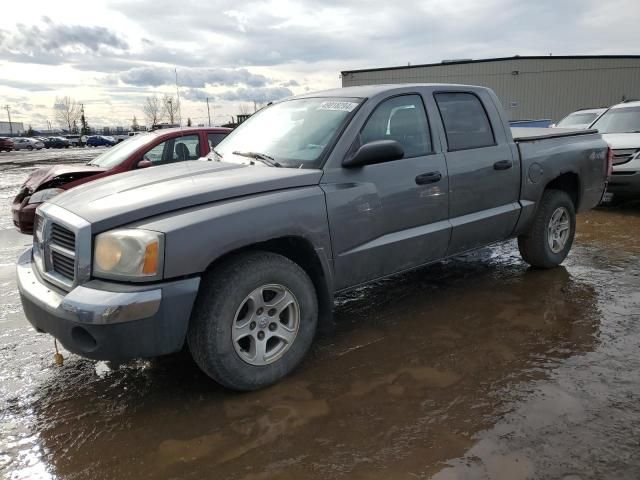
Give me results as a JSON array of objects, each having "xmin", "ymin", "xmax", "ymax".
[
  {"xmin": 608, "ymin": 172, "xmax": 640, "ymax": 196},
  {"xmin": 12, "ymin": 199, "xmax": 38, "ymax": 234},
  {"xmin": 608, "ymin": 158, "xmax": 640, "ymax": 196},
  {"xmin": 17, "ymin": 248, "xmax": 201, "ymax": 361}
]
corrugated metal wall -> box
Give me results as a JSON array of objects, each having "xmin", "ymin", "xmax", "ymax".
[{"xmin": 341, "ymin": 57, "xmax": 640, "ymax": 122}]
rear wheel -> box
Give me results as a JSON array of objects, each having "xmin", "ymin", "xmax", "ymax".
[
  {"xmin": 27, "ymin": 145, "xmax": 33, "ymax": 151},
  {"xmin": 518, "ymin": 189, "xmax": 576, "ymax": 268},
  {"xmin": 188, "ymin": 251, "xmax": 318, "ymax": 391}
]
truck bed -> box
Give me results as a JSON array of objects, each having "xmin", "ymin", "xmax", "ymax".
[{"xmin": 511, "ymin": 127, "xmax": 598, "ymax": 142}]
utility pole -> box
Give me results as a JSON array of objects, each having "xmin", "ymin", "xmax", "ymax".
[
  {"xmin": 174, "ymin": 68, "xmax": 182, "ymax": 126},
  {"xmin": 4, "ymin": 105, "xmax": 12, "ymax": 134},
  {"xmin": 167, "ymin": 98, "xmax": 173, "ymax": 124},
  {"xmin": 47, "ymin": 119, "xmax": 52, "ymax": 132},
  {"xmin": 206, "ymin": 98, "xmax": 211, "ymax": 126}
]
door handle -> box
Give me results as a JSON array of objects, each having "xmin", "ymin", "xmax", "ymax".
[
  {"xmin": 494, "ymin": 160, "xmax": 513, "ymax": 170},
  {"xmin": 415, "ymin": 171, "xmax": 442, "ymax": 185}
]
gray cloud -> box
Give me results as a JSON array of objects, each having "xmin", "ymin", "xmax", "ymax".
[
  {"xmin": 218, "ymin": 87, "xmax": 293, "ymax": 103},
  {"xmin": 181, "ymin": 86, "xmax": 293, "ymax": 103},
  {"xmin": 0, "ymin": 17, "xmax": 127, "ymax": 60},
  {"xmin": 112, "ymin": 0, "xmax": 640, "ymax": 70},
  {"xmin": 119, "ymin": 66, "xmax": 269, "ymax": 88},
  {"xmin": 181, "ymin": 89, "xmax": 209, "ymax": 101},
  {"xmin": 0, "ymin": 79, "xmax": 59, "ymax": 91}
]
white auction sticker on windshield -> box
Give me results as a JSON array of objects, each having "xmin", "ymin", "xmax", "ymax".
[{"xmin": 317, "ymin": 101, "xmax": 358, "ymax": 112}]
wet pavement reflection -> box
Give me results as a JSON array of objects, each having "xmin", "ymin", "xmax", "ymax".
[{"xmin": 1, "ymin": 166, "xmax": 639, "ymax": 479}]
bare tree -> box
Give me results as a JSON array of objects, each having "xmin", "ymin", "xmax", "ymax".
[
  {"xmin": 237, "ymin": 103, "xmax": 252, "ymax": 115},
  {"xmin": 143, "ymin": 95, "xmax": 162, "ymax": 127},
  {"xmin": 163, "ymin": 94, "xmax": 179, "ymax": 125},
  {"xmin": 53, "ymin": 96, "xmax": 81, "ymax": 131}
]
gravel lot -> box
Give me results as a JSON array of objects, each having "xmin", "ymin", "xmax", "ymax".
[
  {"xmin": 0, "ymin": 147, "xmax": 106, "ymax": 170},
  {"xmin": 0, "ymin": 162, "xmax": 639, "ymax": 479}
]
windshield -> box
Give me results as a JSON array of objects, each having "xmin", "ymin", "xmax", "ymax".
[
  {"xmin": 557, "ymin": 112, "xmax": 600, "ymax": 127},
  {"xmin": 87, "ymin": 133, "xmax": 154, "ymax": 168},
  {"xmin": 590, "ymin": 106, "xmax": 640, "ymax": 133},
  {"xmin": 211, "ymin": 97, "xmax": 362, "ymax": 168}
]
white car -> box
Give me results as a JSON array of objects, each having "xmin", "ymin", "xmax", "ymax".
[
  {"xmin": 552, "ymin": 108, "xmax": 606, "ymax": 129},
  {"xmin": 12, "ymin": 137, "xmax": 45, "ymax": 151},
  {"xmin": 590, "ymin": 101, "xmax": 640, "ymax": 198}
]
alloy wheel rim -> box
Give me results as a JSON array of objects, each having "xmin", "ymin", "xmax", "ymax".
[
  {"xmin": 231, "ymin": 284, "xmax": 300, "ymax": 366},
  {"xmin": 547, "ymin": 207, "xmax": 570, "ymax": 253}
]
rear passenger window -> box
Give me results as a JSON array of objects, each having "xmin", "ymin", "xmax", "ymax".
[
  {"xmin": 360, "ymin": 95, "xmax": 432, "ymax": 158},
  {"xmin": 434, "ymin": 92, "xmax": 495, "ymax": 150}
]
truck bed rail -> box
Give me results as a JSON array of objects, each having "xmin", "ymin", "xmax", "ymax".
[{"xmin": 512, "ymin": 127, "xmax": 598, "ymax": 142}]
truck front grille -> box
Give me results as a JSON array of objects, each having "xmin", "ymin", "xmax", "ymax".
[
  {"xmin": 612, "ymin": 149, "xmax": 638, "ymax": 166},
  {"xmin": 51, "ymin": 223, "xmax": 76, "ymax": 251},
  {"xmin": 32, "ymin": 204, "xmax": 90, "ymax": 291},
  {"xmin": 51, "ymin": 250, "xmax": 75, "ymax": 280}
]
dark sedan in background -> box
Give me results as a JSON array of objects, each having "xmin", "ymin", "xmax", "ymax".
[
  {"xmin": 44, "ymin": 137, "xmax": 72, "ymax": 148},
  {"xmin": 86, "ymin": 135, "xmax": 117, "ymax": 147},
  {"xmin": 12, "ymin": 127, "xmax": 231, "ymax": 234}
]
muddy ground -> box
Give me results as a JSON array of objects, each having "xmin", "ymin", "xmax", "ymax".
[{"xmin": 1, "ymin": 157, "xmax": 639, "ymax": 479}]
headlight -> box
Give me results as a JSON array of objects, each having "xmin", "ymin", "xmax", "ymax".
[
  {"xmin": 29, "ymin": 188, "xmax": 64, "ymax": 204},
  {"xmin": 93, "ymin": 229, "xmax": 164, "ymax": 280}
]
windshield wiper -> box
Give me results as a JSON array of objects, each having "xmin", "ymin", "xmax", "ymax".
[
  {"xmin": 209, "ymin": 148, "xmax": 223, "ymax": 161},
  {"xmin": 232, "ymin": 151, "xmax": 282, "ymax": 167}
]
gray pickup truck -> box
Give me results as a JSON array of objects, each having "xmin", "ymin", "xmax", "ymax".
[{"xmin": 17, "ymin": 84, "xmax": 609, "ymax": 390}]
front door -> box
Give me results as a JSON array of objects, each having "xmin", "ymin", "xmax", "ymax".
[
  {"xmin": 321, "ymin": 94, "xmax": 450, "ymax": 291},
  {"xmin": 433, "ymin": 91, "xmax": 521, "ymax": 255}
]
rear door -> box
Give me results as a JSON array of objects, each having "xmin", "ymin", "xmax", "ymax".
[
  {"xmin": 322, "ymin": 93, "xmax": 450, "ymax": 290},
  {"xmin": 433, "ymin": 91, "xmax": 520, "ymax": 255}
]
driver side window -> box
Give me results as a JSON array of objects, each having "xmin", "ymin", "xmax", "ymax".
[
  {"xmin": 143, "ymin": 135, "xmax": 200, "ymax": 165},
  {"xmin": 144, "ymin": 142, "xmax": 166, "ymax": 164},
  {"xmin": 360, "ymin": 95, "xmax": 432, "ymax": 158}
]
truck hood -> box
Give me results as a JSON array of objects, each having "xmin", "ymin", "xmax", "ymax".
[
  {"xmin": 601, "ymin": 133, "xmax": 640, "ymax": 150},
  {"xmin": 23, "ymin": 164, "xmax": 106, "ymax": 192},
  {"xmin": 49, "ymin": 160, "xmax": 324, "ymax": 231}
]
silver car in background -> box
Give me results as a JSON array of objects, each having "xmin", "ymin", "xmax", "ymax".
[
  {"xmin": 552, "ymin": 108, "xmax": 606, "ymax": 129},
  {"xmin": 12, "ymin": 137, "xmax": 45, "ymax": 151},
  {"xmin": 590, "ymin": 101, "xmax": 640, "ymax": 198}
]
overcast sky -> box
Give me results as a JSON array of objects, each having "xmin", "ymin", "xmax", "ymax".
[{"xmin": 1, "ymin": 0, "xmax": 639, "ymax": 129}]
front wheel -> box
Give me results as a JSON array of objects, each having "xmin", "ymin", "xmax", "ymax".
[
  {"xmin": 518, "ymin": 189, "xmax": 576, "ymax": 268},
  {"xmin": 188, "ymin": 251, "xmax": 318, "ymax": 391}
]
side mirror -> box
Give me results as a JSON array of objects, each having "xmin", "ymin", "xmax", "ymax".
[
  {"xmin": 137, "ymin": 159, "xmax": 153, "ymax": 168},
  {"xmin": 343, "ymin": 140, "xmax": 404, "ymax": 168}
]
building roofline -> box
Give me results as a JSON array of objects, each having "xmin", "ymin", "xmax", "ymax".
[{"xmin": 341, "ymin": 55, "xmax": 640, "ymax": 75}]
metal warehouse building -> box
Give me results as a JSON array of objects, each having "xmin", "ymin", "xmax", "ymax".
[
  {"xmin": 341, "ymin": 55, "xmax": 640, "ymax": 122},
  {"xmin": 0, "ymin": 121, "xmax": 24, "ymax": 135}
]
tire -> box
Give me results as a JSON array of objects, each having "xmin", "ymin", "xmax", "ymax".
[
  {"xmin": 27, "ymin": 146, "xmax": 33, "ymax": 151},
  {"xmin": 188, "ymin": 251, "xmax": 318, "ymax": 391},
  {"xmin": 518, "ymin": 189, "xmax": 576, "ymax": 268}
]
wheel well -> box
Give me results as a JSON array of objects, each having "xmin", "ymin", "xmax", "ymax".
[
  {"xmin": 546, "ymin": 173, "xmax": 580, "ymax": 210},
  {"xmin": 204, "ymin": 237, "xmax": 333, "ymax": 331}
]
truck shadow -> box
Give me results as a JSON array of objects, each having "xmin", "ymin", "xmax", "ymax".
[{"xmin": 21, "ymin": 242, "xmax": 601, "ymax": 479}]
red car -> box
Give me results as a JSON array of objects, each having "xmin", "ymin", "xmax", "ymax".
[
  {"xmin": 12, "ymin": 127, "xmax": 231, "ymax": 234},
  {"xmin": 0, "ymin": 137, "xmax": 14, "ymax": 152}
]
